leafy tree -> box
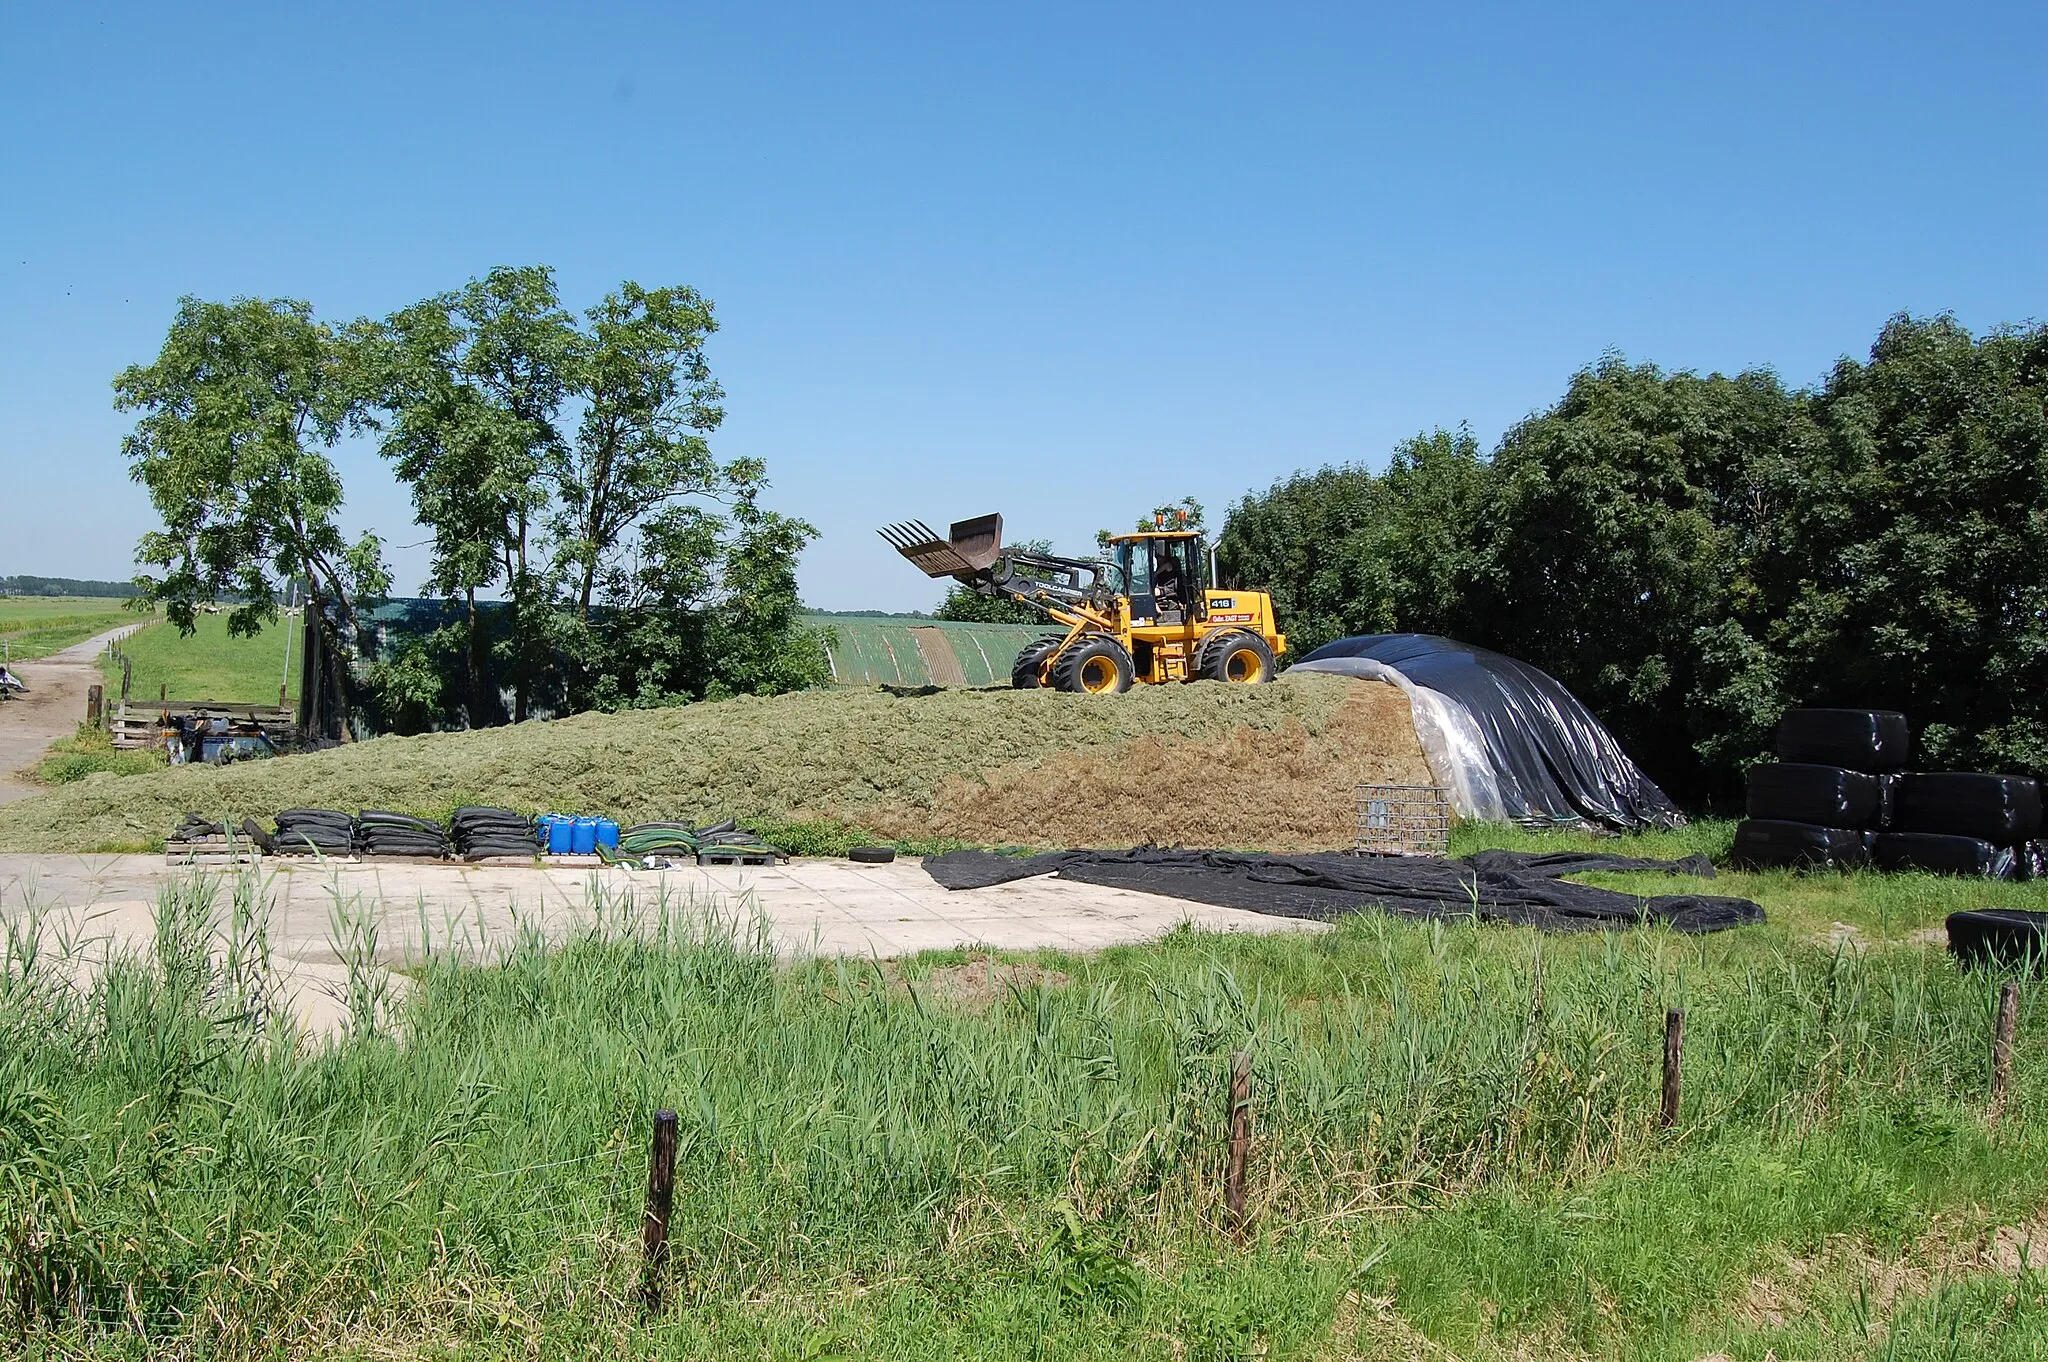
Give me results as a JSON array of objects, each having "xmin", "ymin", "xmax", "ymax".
[
  {"xmin": 114, "ymin": 297, "xmax": 389, "ymax": 640},
  {"xmin": 1218, "ymin": 429, "xmax": 1492, "ymax": 654},
  {"xmin": 1459, "ymin": 360, "xmax": 1806, "ymax": 793},
  {"xmin": 374, "ymin": 267, "xmax": 580, "ymax": 721},
  {"xmin": 1712, "ymin": 314, "xmax": 2048, "ymax": 775},
  {"xmin": 1219, "ymin": 316, "xmax": 2048, "ymax": 806},
  {"xmin": 551, "ymin": 282, "xmax": 745, "ymax": 618}
]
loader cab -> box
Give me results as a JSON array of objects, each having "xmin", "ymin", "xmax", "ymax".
[{"xmin": 1109, "ymin": 531, "xmax": 1206, "ymax": 626}]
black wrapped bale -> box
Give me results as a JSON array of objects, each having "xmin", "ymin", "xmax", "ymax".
[
  {"xmin": 1745, "ymin": 763, "xmax": 1888, "ymax": 828},
  {"xmin": 1728, "ymin": 819, "xmax": 1870, "ymax": 871},
  {"xmin": 1873, "ymin": 832, "xmax": 2019, "ymax": 879},
  {"xmin": 1947, "ymin": 909, "xmax": 2048, "ymax": 972},
  {"xmin": 1892, "ymin": 772, "xmax": 2043, "ymax": 843},
  {"xmin": 1774, "ymin": 709, "xmax": 1911, "ymax": 772},
  {"xmin": 2020, "ymin": 840, "xmax": 2048, "ymax": 882}
]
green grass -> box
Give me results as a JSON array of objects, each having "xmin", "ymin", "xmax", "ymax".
[
  {"xmin": 0, "ymin": 596, "xmax": 144, "ymax": 661},
  {"xmin": 97, "ymin": 611, "xmax": 300, "ymax": 707},
  {"xmin": 32, "ymin": 725, "xmax": 166, "ymax": 784},
  {"xmin": 7, "ymin": 826, "xmax": 2048, "ymax": 1359}
]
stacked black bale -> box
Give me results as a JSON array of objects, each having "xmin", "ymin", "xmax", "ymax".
[
  {"xmin": 452, "ymin": 807, "xmax": 541, "ymax": 861},
  {"xmin": 1876, "ymin": 773, "xmax": 2040, "ymax": 878},
  {"xmin": 1730, "ymin": 710, "xmax": 1908, "ymax": 870},
  {"xmin": 273, "ymin": 808, "xmax": 356, "ymax": 856},
  {"xmin": 356, "ymin": 811, "xmax": 452, "ymax": 859}
]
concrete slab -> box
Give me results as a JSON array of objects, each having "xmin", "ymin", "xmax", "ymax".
[{"xmin": 0, "ymin": 853, "xmax": 1318, "ymax": 1037}]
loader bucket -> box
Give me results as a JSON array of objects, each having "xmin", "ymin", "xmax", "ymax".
[{"xmin": 879, "ymin": 513, "xmax": 1005, "ymax": 580}]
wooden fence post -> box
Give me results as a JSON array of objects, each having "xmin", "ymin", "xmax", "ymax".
[
  {"xmin": 1660, "ymin": 1008, "xmax": 1686, "ymax": 1130},
  {"xmin": 86, "ymin": 684, "xmax": 102, "ymax": 727},
  {"xmin": 1224, "ymin": 1050, "xmax": 1252, "ymax": 1237},
  {"xmin": 640, "ymin": 1109, "xmax": 679, "ymax": 1312},
  {"xmin": 1991, "ymin": 982, "xmax": 2020, "ymax": 1124}
]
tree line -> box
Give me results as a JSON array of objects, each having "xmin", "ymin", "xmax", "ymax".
[
  {"xmin": 116, "ymin": 267, "xmax": 829, "ymax": 732},
  {"xmin": 1218, "ymin": 313, "xmax": 2048, "ymax": 804}
]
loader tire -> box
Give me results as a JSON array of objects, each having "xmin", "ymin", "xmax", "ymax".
[
  {"xmin": 1197, "ymin": 629, "xmax": 1276, "ymax": 684},
  {"xmin": 1011, "ymin": 636, "xmax": 1064, "ymax": 689},
  {"xmin": 1051, "ymin": 636, "xmax": 1135, "ymax": 695}
]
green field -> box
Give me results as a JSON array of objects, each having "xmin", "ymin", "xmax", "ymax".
[
  {"xmin": 0, "ymin": 595, "xmax": 146, "ymax": 661},
  {"xmin": 5, "ymin": 821, "xmax": 2048, "ymax": 1359},
  {"xmin": 98, "ymin": 611, "xmax": 300, "ymax": 707}
]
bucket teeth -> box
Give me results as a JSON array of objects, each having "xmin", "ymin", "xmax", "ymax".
[{"xmin": 879, "ymin": 521, "xmax": 976, "ymax": 578}]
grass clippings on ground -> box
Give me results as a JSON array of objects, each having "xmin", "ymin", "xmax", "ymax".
[
  {"xmin": 0, "ymin": 673, "xmax": 1369, "ymax": 852},
  {"xmin": 862, "ymin": 676, "xmax": 1431, "ymax": 850}
]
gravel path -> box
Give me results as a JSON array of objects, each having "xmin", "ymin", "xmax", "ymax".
[{"xmin": 0, "ymin": 624, "xmax": 148, "ymax": 805}]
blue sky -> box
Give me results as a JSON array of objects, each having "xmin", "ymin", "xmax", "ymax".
[{"xmin": 2, "ymin": 2, "xmax": 2042, "ymax": 612}]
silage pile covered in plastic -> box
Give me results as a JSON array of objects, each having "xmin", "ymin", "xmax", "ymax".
[{"xmin": 0, "ymin": 673, "xmax": 1430, "ymax": 853}]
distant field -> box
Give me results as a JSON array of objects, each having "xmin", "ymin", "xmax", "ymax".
[
  {"xmin": 0, "ymin": 595, "xmax": 145, "ymax": 661},
  {"xmin": 100, "ymin": 612, "xmax": 300, "ymax": 707}
]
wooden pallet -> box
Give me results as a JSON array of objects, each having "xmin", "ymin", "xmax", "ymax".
[
  {"xmin": 112, "ymin": 701, "xmax": 299, "ymax": 751},
  {"xmin": 166, "ymin": 837, "xmax": 260, "ymax": 867}
]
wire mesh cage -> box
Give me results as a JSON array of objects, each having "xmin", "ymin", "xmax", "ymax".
[{"xmin": 1354, "ymin": 783, "xmax": 1452, "ymax": 857}]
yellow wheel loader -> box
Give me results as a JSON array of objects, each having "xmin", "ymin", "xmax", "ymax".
[{"xmin": 880, "ymin": 512, "xmax": 1287, "ymax": 693}]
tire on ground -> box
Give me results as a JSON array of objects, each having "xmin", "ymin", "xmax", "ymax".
[
  {"xmin": 1011, "ymin": 636, "xmax": 1064, "ymax": 689},
  {"xmin": 1196, "ymin": 629, "xmax": 1277, "ymax": 684},
  {"xmin": 1051, "ymin": 636, "xmax": 1135, "ymax": 694}
]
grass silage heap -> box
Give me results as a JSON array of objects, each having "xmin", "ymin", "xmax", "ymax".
[{"xmin": 0, "ymin": 672, "xmax": 1435, "ymax": 853}]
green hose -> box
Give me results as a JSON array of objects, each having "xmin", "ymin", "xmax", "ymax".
[{"xmin": 596, "ymin": 822, "xmax": 784, "ymax": 867}]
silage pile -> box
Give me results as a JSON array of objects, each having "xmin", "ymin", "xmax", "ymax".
[{"xmin": 0, "ymin": 674, "xmax": 1436, "ymax": 853}]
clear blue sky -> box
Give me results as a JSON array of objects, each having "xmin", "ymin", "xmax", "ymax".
[{"xmin": 3, "ymin": 2, "xmax": 2042, "ymax": 612}]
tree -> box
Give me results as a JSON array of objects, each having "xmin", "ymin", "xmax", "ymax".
[
  {"xmin": 374, "ymin": 266, "xmax": 580, "ymax": 721},
  {"xmin": 115, "ymin": 296, "xmax": 389, "ymax": 640},
  {"xmin": 1458, "ymin": 359, "xmax": 1806, "ymax": 793},
  {"xmin": 1217, "ymin": 430, "xmax": 1490, "ymax": 655},
  {"xmin": 1718, "ymin": 314, "xmax": 2048, "ymax": 775},
  {"xmin": 550, "ymin": 282, "xmax": 748, "ymax": 618},
  {"xmin": 1218, "ymin": 316, "xmax": 2048, "ymax": 808}
]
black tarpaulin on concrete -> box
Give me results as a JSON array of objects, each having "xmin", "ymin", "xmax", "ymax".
[{"xmin": 924, "ymin": 847, "xmax": 1763, "ymax": 934}]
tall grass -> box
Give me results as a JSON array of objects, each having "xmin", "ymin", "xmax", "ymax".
[{"xmin": 2, "ymin": 874, "xmax": 2044, "ymax": 1358}]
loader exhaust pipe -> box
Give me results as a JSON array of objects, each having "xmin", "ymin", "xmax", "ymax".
[{"xmin": 878, "ymin": 513, "xmax": 1005, "ymax": 582}]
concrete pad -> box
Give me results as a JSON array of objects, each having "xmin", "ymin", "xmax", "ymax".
[{"xmin": 0, "ymin": 853, "xmax": 1318, "ymax": 1036}]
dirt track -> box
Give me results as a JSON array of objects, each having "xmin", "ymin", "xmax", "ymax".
[{"xmin": 0, "ymin": 625, "xmax": 146, "ymax": 805}]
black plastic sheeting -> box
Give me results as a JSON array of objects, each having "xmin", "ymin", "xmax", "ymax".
[
  {"xmin": 1296, "ymin": 634, "xmax": 1683, "ymax": 831},
  {"xmin": 1729, "ymin": 819, "xmax": 1872, "ymax": 870},
  {"xmin": 1874, "ymin": 832, "xmax": 2018, "ymax": 879},
  {"xmin": 1746, "ymin": 764, "xmax": 1890, "ymax": 828},
  {"xmin": 1893, "ymin": 773, "xmax": 2043, "ymax": 843},
  {"xmin": 924, "ymin": 847, "xmax": 1763, "ymax": 934},
  {"xmin": 1948, "ymin": 909, "xmax": 2048, "ymax": 972},
  {"xmin": 1775, "ymin": 709, "xmax": 1911, "ymax": 772}
]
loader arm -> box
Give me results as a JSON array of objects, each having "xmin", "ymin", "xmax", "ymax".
[{"xmin": 879, "ymin": 516, "xmax": 1118, "ymax": 622}]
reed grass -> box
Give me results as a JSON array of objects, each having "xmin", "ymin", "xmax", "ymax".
[{"xmin": 3, "ymin": 846, "xmax": 2047, "ymax": 1358}]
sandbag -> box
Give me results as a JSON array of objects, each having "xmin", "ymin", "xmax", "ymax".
[
  {"xmin": 1947, "ymin": 909, "xmax": 2048, "ymax": 972},
  {"xmin": 1872, "ymin": 832, "xmax": 2018, "ymax": 879},
  {"xmin": 1745, "ymin": 763, "xmax": 1887, "ymax": 828},
  {"xmin": 1892, "ymin": 772, "xmax": 2043, "ymax": 843},
  {"xmin": 1775, "ymin": 709, "xmax": 1910, "ymax": 772},
  {"xmin": 1728, "ymin": 819, "xmax": 1870, "ymax": 871}
]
